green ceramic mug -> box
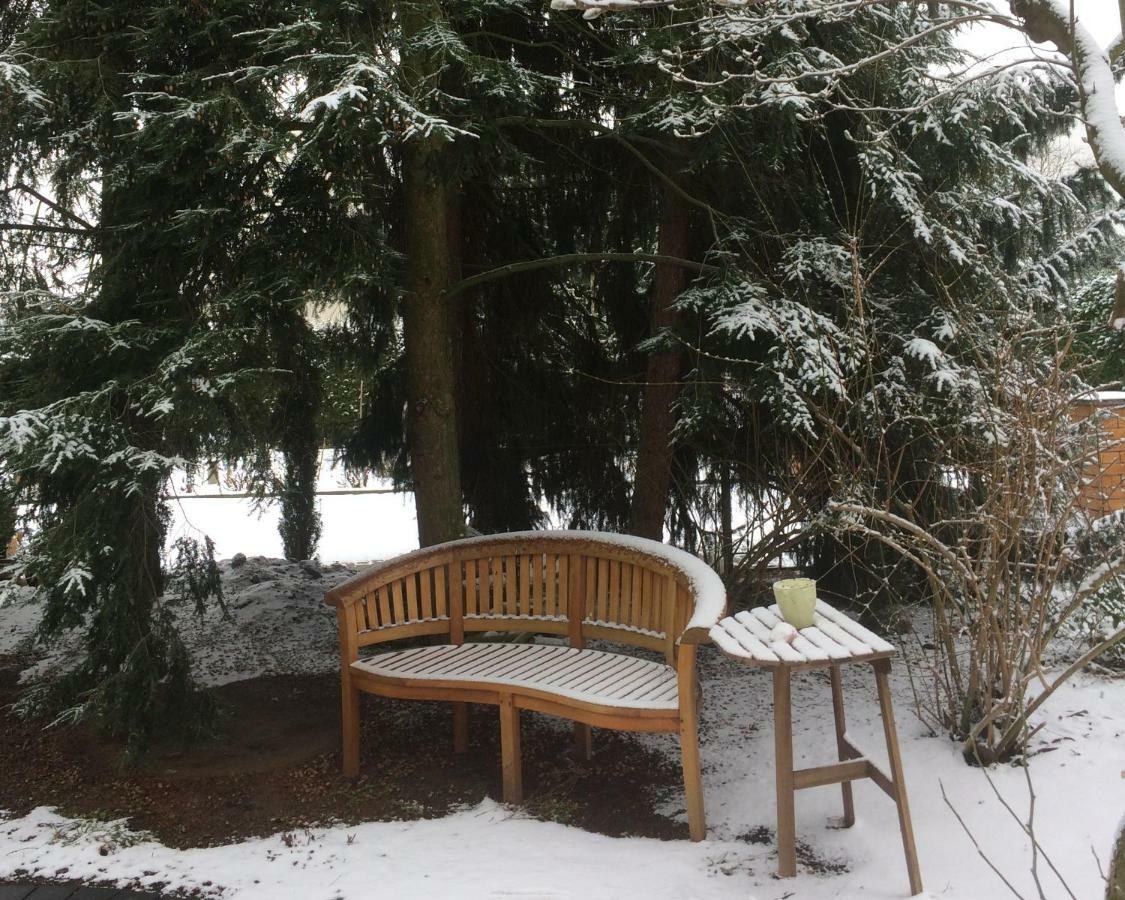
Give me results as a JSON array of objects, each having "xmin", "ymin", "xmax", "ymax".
[{"xmin": 772, "ymin": 577, "xmax": 817, "ymax": 629}]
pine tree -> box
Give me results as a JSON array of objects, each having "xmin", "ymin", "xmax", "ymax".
[{"xmin": 0, "ymin": 1, "xmax": 297, "ymax": 749}]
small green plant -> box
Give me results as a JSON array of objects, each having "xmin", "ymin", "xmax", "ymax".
[{"xmin": 51, "ymin": 813, "xmax": 155, "ymax": 855}]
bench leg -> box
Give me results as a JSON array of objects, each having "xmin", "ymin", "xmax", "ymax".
[
  {"xmin": 452, "ymin": 702, "xmax": 469, "ymax": 753},
  {"xmin": 829, "ymin": 665, "xmax": 856, "ymax": 827},
  {"xmin": 573, "ymin": 722, "xmax": 592, "ymax": 761},
  {"xmin": 679, "ymin": 707, "xmax": 706, "ymax": 842},
  {"xmin": 873, "ymin": 659, "xmax": 923, "ymax": 896},
  {"xmin": 499, "ymin": 694, "xmax": 523, "ymax": 804},
  {"xmin": 341, "ymin": 678, "xmax": 360, "ymax": 778},
  {"xmin": 774, "ymin": 667, "xmax": 797, "ymax": 877}
]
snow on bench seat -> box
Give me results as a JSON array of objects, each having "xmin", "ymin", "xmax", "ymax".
[{"xmin": 353, "ymin": 642, "xmax": 678, "ymax": 710}]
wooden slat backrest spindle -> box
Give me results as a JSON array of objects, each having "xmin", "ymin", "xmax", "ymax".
[
  {"xmin": 434, "ymin": 565, "xmax": 448, "ymax": 619},
  {"xmin": 608, "ymin": 559, "xmax": 622, "ymax": 625},
  {"xmin": 418, "ymin": 568, "xmax": 433, "ymax": 621},
  {"xmin": 450, "ymin": 558, "xmax": 465, "ymax": 644},
  {"xmin": 533, "ymin": 553, "xmax": 546, "ymax": 615},
  {"xmin": 619, "ymin": 564, "xmax": 634, "ymax": 630},
  {"xmin": 405, "ymin": 572, "xmax": 420, "ymax": 622},
  {"xmin": 662, "ymin": 574, "xmax": 680, "ymax": 663},
  {"xmin": 596, "ymin": 557, "xmax": 610, "ymax": 623},
  {"xmin": 544, "ymin": 553, "xmax": 557, "ymax": 618},
  {"xmin": 568, "ymin": 553, "xmax": 586, "ymax": 647},
  {"xmin": 557, "ymin": 553, "xmax": 569, "ymax": 618},
  {"xmin": 377, "ymin": 585, "xmax": 392, "ymax": 629},
  {"xmin": 489, "ymin": 555, "xmax": 503, "ymax": 615},
  {"xmin": 465, "ymin": 558, "xmax": 480, "ymax": 616},
  {"xmin": 521, "ymin": 555, "xmax": 532, "ymax": 616},
  {"xmin": 391, "ymin": 579, "xmax": 406, "ymax": 624},
  {"xmin": 505, "ymin": 554, "xmax": 518, "ymax": 616},
  {"xmin": 640, "ymin": 568, "xmax": 655, "ymax": 631}
]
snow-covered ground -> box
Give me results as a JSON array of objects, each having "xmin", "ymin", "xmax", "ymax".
[
  {"xmin": 1, "ymin": 481, "xmax": 1123, "ymax": 899},
  {"xmin": 0, "ymin": 644, "xmax": 1120, "ymax": 899}
]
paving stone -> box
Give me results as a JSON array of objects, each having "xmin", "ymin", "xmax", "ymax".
[
  {"xmin": 19, "ymin": 885, "xmax": 76, "ymax": 900},
  {"xmin": 0, "ymin": 886, "xmax": 161, "ymax": 900}
]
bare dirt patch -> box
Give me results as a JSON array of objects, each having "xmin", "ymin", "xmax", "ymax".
[{"xmin": 0, "ymin": 656, "xmax": 686, "ymax": 848}]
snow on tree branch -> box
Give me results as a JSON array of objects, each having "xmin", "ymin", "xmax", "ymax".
[
  {"xmin": 549, "ymin": 1, "xmax": 1125, "ymax": 204},
  {"xmin": 1010, "ymin": 0, "xmax": 1125, "ymax": 200}
]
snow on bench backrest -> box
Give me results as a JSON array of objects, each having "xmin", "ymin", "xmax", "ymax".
[{"xmin": 325, "ymin": 530, "xmax": 726, "ymax": 659}]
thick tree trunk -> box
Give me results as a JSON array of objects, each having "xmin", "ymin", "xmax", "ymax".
[
  {"xmin": 399, "ymin": 1, "xmax": 465, "ymax": 549},
  {"xmin": 276, "ymin": 320, "xmax": 321, "ymax": 561},
  {"xmin": 279, "ymin": 422, "xmax": 321, "ymax": 561},
  {"xmin": 630, "ymin": 183, "xmax": 689, "ymax": 540},
  {"xmin": 402, "ymin": 137, "xmax": 464, "ymax": 547}
]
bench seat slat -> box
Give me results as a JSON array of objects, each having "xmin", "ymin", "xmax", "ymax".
[
  {"xmin": 603, "ymin": 657, "xmax": 667, "ymax": 697},
  {"xmin": 353, "ymin": 642, "xmax": 679, "ymax": 711}
]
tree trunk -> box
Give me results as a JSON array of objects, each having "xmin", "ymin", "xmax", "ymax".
[
  {"xmin": 277, "ymin": 320, "xmax": 322, "ymax": 561},
  {"xmin": 402, "ymin": 139, "xmax": 464, "ymax": 547},
  {"xmin": 279, "ymin": 418, "xmax": 321, "ymax": 560},
  {"xmin": 630, "ymin": 182, "xmax": 690, "ymax": 540},
  {"xmin": 399, "ymin": 2, "xmax": 465, "ymax": 549}
]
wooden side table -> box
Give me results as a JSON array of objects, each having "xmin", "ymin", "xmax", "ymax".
[{"xmin": 710, "ymin": 600, "xmax": 923, "ymax": 896}]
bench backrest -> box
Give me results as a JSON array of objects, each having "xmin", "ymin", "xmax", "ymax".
[{"xmin": 325, "ymin": 531, "xmax": 726, "ymax": 664}]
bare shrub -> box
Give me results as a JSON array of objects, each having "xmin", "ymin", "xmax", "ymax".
[{"xmin": 827, "ymin": 327, "xmax": 1125, "ymax": 764}]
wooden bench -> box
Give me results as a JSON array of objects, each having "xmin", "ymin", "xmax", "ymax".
[{"xmin": 324, "ymin": 530, "xmax": 726, "ymax": 840}]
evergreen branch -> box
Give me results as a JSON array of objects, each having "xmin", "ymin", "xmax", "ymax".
[
  {"xmin": 5, "ymin": 183, "xmax": 94, "ymax": 231},
  {"xmin": 444, "ymin": 253, "xmax": 719, "ymax": 298},
  {"xmin": 494, "ymin": 115, "xmax": 720, "ymax": 225},
  {"xmin": 0, "ymin": 222, "xmax": 94, "ymax": 236}
]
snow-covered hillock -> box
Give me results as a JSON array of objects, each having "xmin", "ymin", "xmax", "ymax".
[{"xmin": 2, "ymin": 557, "xmax": 360, "ymax": 688}]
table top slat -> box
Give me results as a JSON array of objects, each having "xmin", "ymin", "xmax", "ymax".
[
  {"xmin": 789, "ymin": 622, "xmax": 852, "ymax": 660},
  {"xmin": 814, "ymin": 600, "xmax": 896, "ymax": 654},
  {"xmin": 789, "ymin": 629, "xmax": 836, "ymax": 661},
  {"xmin": 713, "ymin": 619, "xmax": 778, "ymax": 662},
  {"xmin": 806, "ymin": 616, "xmax": 871, "ymax": 655},
  {"xmin": 734, "ymin": 610, "xmax": 804, "ymax": 662}
]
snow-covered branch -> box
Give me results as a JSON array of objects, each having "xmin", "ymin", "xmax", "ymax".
[
  {"xmin": 550, "ymin": 1, "xmax": 1125, "ymax": 203},
  {"xmin": 1010, "ymin": 0, "xmax": 1125, "ymax": 200}
]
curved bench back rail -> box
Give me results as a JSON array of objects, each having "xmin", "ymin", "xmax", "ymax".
[{"xmin": 325, "ymin": 532, "xmax": 724, "ymax": 661}]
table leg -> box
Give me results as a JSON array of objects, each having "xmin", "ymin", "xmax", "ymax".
[
  {"xmin": 829, "ymin": 664, "xmax": 856, "ymax": 827},
  {"xmin": 773, "ymin": 667, "xmax": 796, "ymax": 877},
  {"xmin": 873, "ymin": 659, "xmax": 923, "ymax": 896}
]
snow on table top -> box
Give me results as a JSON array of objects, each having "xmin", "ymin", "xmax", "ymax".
[
  {"xmin": 345, "ymin": 529, "xmax": 727, "ymax": 638},
  {"xmin": 710, "ymin": 600, "xmax": 896, "ymax": 667}
]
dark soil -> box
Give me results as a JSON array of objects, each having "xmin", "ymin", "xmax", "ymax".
[{"xmin": 0, "ymin": 655, "xmax": 686, "ymax": 848}]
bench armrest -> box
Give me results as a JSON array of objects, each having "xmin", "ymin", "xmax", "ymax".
[{"xmin": 679, "ymin": 624, "xmax": 717, "ymax": 645}]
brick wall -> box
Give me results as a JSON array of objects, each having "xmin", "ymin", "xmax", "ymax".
[{"xmin": 1072, "ymin": 399, "xmax": 1125, "ymax": 516}]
